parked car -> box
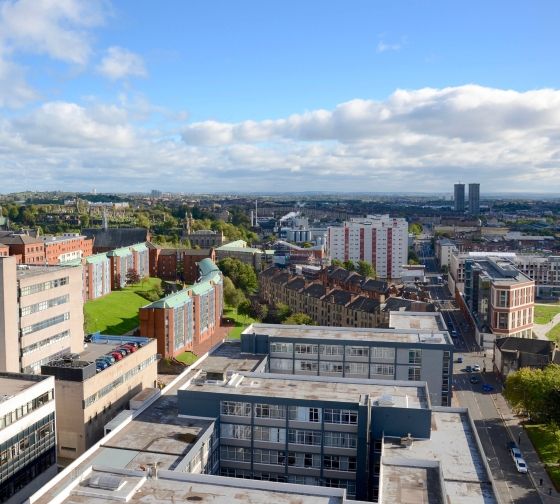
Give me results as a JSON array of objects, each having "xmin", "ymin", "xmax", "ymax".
[
  {"xmin": 119, "ymin": 344, "xmax": 136, "ymax": 353},
  {"xmin": 457, "ymin": 356, "xmax": 463, "ymax": 364},
  {"xmin": 514, "ymin": 457, "xmax": 528, "ymax": 473},
  {"xmin": 470, "ymin": 375, "xmax": 481, "ymax": 384},
  {"xmin": 96, "ymin": 357, "xmax": 112, "ymax": 367},
  {"xmin": 508, "ymin": 442, "xmax": 522, "ymax": 461},
  {"xmin": 113, "ymin": 347, "xmax": 128, "ymax": 357},
  {"xmin": 109, "ymin": 351, "xmax": 123, "ymax": 361},
  {"xmin": 125, "ymin": 341, "xmax": 139, "ymax": 349},
  {"xmin": 99, "ymin": 354, "xmax": 115, "ymax": 364},
  {"xmin": 473, "ymin": 364, "xmax": 481, "ymax": 372},
  {"xmin": 95, "ymin": 359, "xmax": 108, "ymax": 370},
  {"xmin": 465, "ymin": 365, "xmax": 472, "ymax": 373}
]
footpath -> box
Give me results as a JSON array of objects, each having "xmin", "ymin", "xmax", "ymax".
[
  {"xmin": 532, "ymin": 304, "xmax": 560, "ymax": 340},
  {"xmin": 485, "ymin": 371, "xmax": 560, "ymax": 503}
]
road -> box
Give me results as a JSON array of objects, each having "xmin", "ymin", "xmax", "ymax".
[{"xmin": 419, "ymin": 242, "xmax": 542, "ymax": 503}]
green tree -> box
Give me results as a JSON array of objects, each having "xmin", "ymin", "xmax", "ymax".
[
  {"xmin": 237, "ymin": 299, "xmax": 252, "ymax": 318},
  {"xmin": 275, "ymin": 302, "xmax": 292, "ymax": 322},
  {"xmin": 356, "ymin": 260, "xmax": 375, "ymax": 278},
  {"xmin": 137, "ymin": 213, "xmax": 151, "ymax": 229},
  {"xmin": 409, "ymin": 223, "xmax": 423, "ymax": 236},
  {"xmin": 343, "ymin": 260, "xmax": 355, "ymax": 271},
  {"xmin": 331, "ymin": 259, "xmax": 343, "ymax": 268},
  {"xmin": 223, "ymin": 277, "xmax": 246, "ymax": 308},
  {"xmin": 218, "ymin": 257, "xmax": 258, "ymax": 294},
  {"xmin": 283, "ymin": 313, "xmax": 315, "ymax": 325},
  {"xmin": 248, "ymin": 300, "xmax": 268, "ymax": 321}
]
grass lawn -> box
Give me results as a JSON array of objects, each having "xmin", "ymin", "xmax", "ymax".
[
  {"xmin": 547, "ymin": 323, "xmax": 560, "ymax": 342},
  {"xmin": 175, "ymin": 351, "xmax": 199, "ymax": 365},
  {"xmin": 526, "ymin": 424, "xmax": 560, "ymax": 489},
  {"xmin": 84, "ymin": 278, "xmax": 162, "ymax": 335},
  {"xmin": 534, "ymin": 304, "xmax": 560, "ymax": 325},
  {"xmin": 223, "ymin": 305, "xmax": 257, "ymax": 339}
]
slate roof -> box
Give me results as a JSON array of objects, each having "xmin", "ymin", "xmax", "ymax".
[
  {"xmin": 286, "ymin": 278, "xmax": 306, "ymax": 291},
  {"xmin": 362, "ymin": 278, "xmax": 389, "ymax": 293},
  {"xmin": 324, "ymin": 289, "xmax": 353, "ymax": 306},
  {"xmin": 495, "ymin": 337, "xmax": 554, "ymax": 355},
  {"xmin": 302, "ymin": 283, "xmax": 327, "ymax": 299},
  {"xmin": 0, "ymin": 234, "xmax": 43, "ymax": 245},
  {"xmin": 347, "ymin": 296, "xmax": 380, "ymax": 313},
  {"xmin": 83, "ymin": 228, "xmax": 149, "ymax": 249},
  {"xmin": 271, "ymin": 272, "xmax": 290, "ymax": 285}
]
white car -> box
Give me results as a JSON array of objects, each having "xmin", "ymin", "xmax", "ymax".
[
  {"xmin": 473, "ymin": 364, "xmax": 481, "ymax": 372},
  {"xmin": 514, "ymin": 457, "xmax": 528, "ymax": 473}
]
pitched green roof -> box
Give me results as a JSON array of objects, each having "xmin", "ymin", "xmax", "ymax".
[
  {"xmin": 85, "ymin": 253, "xmax": 109, "ymax": 264},
  {"xmin": 130, "ymin": 242, "xmax": 148, "ymax": 252},
  {"xmin": 107, "ymin": 246, "xmax": 133, "ymax": 257},
  {"xmin": 145, "ymin": 288, "xmax": 193, "ymax": 309}
]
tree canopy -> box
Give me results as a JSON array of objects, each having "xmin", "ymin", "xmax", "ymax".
[
  {"xmin": 282, "ymin": 313, "xmax": 316, "ymax": 325},
  {"xmin": 218, "ymin": 257, "xmax": 258, "ymax": 294}
]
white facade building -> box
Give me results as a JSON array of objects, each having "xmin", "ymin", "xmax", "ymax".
[{"xmin": 327, "ymin": 215, "xmax": 408, "ymax": 279}]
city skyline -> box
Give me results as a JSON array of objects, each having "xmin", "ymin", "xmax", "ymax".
[{"xmin": 0, "ymin": 0, "xmax": 559, "ymax": 194}]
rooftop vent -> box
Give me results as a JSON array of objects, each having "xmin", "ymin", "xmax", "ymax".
[
  {"xmin": 88, "ymin": 475, "xmax": 125, "ymax": 491},
  {"xmin": 400, "ymin": 433, "xmax": 414, "ymax": 447}
]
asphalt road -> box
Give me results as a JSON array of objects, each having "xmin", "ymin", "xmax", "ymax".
[{"xmin": 419, "ymin": 246, "xmax": 541, "ymax": 503}]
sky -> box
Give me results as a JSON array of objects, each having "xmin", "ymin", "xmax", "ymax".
[{"xmin": 0, "ymin": 0, "xmax": 560, "ymax": 195}]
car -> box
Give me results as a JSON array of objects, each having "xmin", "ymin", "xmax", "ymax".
[
  {"xmin": 113, "ymin": 347, "xmax": 128, "ymax": 357},
  {"xmin": 470, "ymin": 375, "xmax": 481, "ymax": 384},
  {"xmin": 514, "ymin": 457, "xmax": 528, "ymax": 473},
  {"xmin": 509, "ymin": 444, "xmax": 522, "ymax": 461},
  {"xmin": 96, "ymin": 357, "xmax": 112, "ymax": 367},
  {"xmin": 457, "ymin": 356, "xmax": 463, "ymax": 364},
  {"xmin": 465, "ymin": 365, "xmax": 472, "ymax": 373},
  {"xmin": 473, "ymin": 364, "xmax": 481, "ymax": 372},
  {"xmin": 109, "ymin": 351, "xmax": 123, "ymax": 361},
  {"xmin": 120, "ymin": 344, "xmax": 136, "ymax": 353},
  {"xmin": 482, "ymin": 384, "xmax": 494, "ymax": 393},
  {"xmin": 125, "ymin": 341, "xmax": 139, "ymax": 349},
  {"xmin": 95, "ymin": 360, "xmax": 108, "ymax": 370},
  {"xmin": 451, "ymin": 329, "xmax": 458, "ymax": 338}
]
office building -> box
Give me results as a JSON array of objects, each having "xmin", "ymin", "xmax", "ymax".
[
  {"xmin": 0, "ymin": 257, "xmax": 84, "ymax": 374},
  {"xmin": 464, "ymin": 256, "xmax": 534, "ymax": 347},
  {"xmin": 468, "ymin": 183, "xmax": 480, "ymax": 214},
  {"xmin": 327, "ymin": 215, "xmax": 409, "ymax": 279},
  {"xmin": 241, "ymin": 311, "xmax": 453, "ymax": 407},
  {"xmin": 216, "ymin": 240, "xmax": 274, "ymax": 270},
  {"xmin": 41, "ymin": 335, "xmax": 157, "ymax": 460},
  {"xmin": 0, "ymin": 373, "xmax": 56, "ymax": 504},
  {"xmin": 454, "ymin": 183, "xmax": 465, "ymax": 212},
  {"xmin": 28, "ymin": 340, "xmax": 498, "ymax": 504},
  {"xmin": 139, "ymin": 258, "xmax": 223, "ymax": 358}
]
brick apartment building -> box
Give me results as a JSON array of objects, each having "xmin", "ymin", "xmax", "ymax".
[
  {"xmin": 147, "ymin": 243, "xmax": 216, "ymax": 283},
  {"xmin": 139, "ymin": 258, "xmax": 223, "ymax": 357},
  {"xmin": 42, "ymin": 233, "xmax": 93, "ymax": 265},
  {"xmin": 0, "ymin": 233, "xmax": 45, "ymax": 264}
]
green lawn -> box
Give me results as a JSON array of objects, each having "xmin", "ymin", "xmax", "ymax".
[
  {"xmin": 223, "ymin": 305, "xmax": 257, "ymax": 339},
  {"xmin": 547, "ymin": 324, "xmax": 560, "ymax": 342},
  {"xmin": 526, "ymin": 424, "xmax": 560, "ymax": 489},
  {"xmin": 534, "ymin": 305, "xmax": 560, "ymax": 325},
  {"xmin": 84, "ymin": 278, "xmax": 162, "ymax": 335},
  {"xmin": 175, "ymin": 351, "xmax": 199, "ymax": 365}
]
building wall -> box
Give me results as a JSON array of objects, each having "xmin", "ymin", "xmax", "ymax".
[
  {"xmin": 44, "ymin": 235, "xmax": 93, "ymax": 265},
  {"xmin": 0, "ymin": 374, "xmax": 56, "ymax": 504},
  {"xmin": 51, "ymin": 340, "xmax": 157, "ymax": 460},
  {"xmin": 0, "ymin": 257, "xmax": 18, "ymax": 373},
  {"xmin": 83, "ymin": 255, "xmax": 111, "ymax": 301},
  {"xmin": 327, "ymin": 216, "xmax": 408, "ymax": 280},
  {"xmin": 18, "ymin": 265, "xmax": 84, "ymax": 374}
]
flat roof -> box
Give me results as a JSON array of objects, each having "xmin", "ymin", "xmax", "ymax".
[
  {"xmin": 16, "ymin": 263, "xmax": 77, "ymax": 279},
  {"xmin": 245, "ymin": 322, "xmax": 452, "ymax": 346},
  {"xmin": 0, "ymin": 373, "xmax": 48, "ymax": 402},
  {"xmin": 389, "ymin": 312, "xmax": 447, "ymax": 332},
  {"xmin": 61, "ymin": 470, "xmax": 346, "ymax": 504},
  {"xmin": 186, "ymin": 373, "xmax": 428, "ymax": 409},
  {"xmin": 381, "ymin": 465, "xmax": 443, "ymax": 504},
  {"xmin": 80, "ymin": 339, "xmax": 154, "ymax": 363},
  {"xmin": 382, "ymin": 409, "xmax": 498, "ymax": 504}
]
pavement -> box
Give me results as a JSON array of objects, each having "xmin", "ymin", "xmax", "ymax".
[{"xmin": 532, "ymin": 304, "xmax": 560, "ymax": 340}]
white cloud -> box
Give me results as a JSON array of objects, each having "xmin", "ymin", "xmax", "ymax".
[
  {"xmin": 97, "ymin": 46, "xmax": 147, "ymax": 80},
  {"xmin": 0, "ymin": 85, "xmax": 560, "ymax": 194},
  {"xmin": 376, "ymin": 35, "xmax": 406, "ymax": 53}
]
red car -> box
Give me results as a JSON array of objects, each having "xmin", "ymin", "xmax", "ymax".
[{"xmin": 109, "ymin": 351, "xmax": 123, "ymax": 361}]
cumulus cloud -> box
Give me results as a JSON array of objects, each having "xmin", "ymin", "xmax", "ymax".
[
  {"xmin": 0, "ymin": 85, "xmax": 559, "ymax": 194},
  {"xmin": 97, "ymin": 46, "xmax": 147, "ymax": 80}
]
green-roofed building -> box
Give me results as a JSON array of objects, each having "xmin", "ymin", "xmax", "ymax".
[
  {"xmin": 216, "ymin": 240, "xmax": 273, "ymax": 270},
  {"xmin": 83, "ymin": 252, "xmax": 111, "ymax": 300},
  {"xmin": 139, "ymin": 258, "xmax": 224, "ymax": 358},
  {"xmin": 107, "ymin": 242, "xmax": 149, "ymax": 289}
]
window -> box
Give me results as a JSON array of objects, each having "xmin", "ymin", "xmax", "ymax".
[
  {"xmin": 295, "ymin": 344, "xmax": 318, "ymax": 355},
  {"xmin": 408, "ymin": 367, "xmax": 421, "ymax": 381},
  {"xmin": 408, "ymin": 349, "xmax": 422, "ymax": 364},
  {"xmin": 221, "ymin": 446, "xmax": 251, "ymax": 462},
  {"xmin": 221, "ymin": 401, "xmax": 251, "ymax": 417},
  {"xmin": 296, "ymin": 360, "xmax": 318, "ymax": 372},
  {"xmin": 324, "ymin": 431, "xmax": 357, "ymax": 448},
  {"xmin": 371, "ymin": 347, "xmax": 395, "ymax": 360},
  {"xmin": 254, "ymin": 403, "xmax": 286, "ymax": 420},
  {"xmin": 20, "ymin": 276, "xmax": 69, "ymax": 296},
  {"xmin": 289, "ymin": 406, "xmax": 321, "ymax": 423},
  {"xmin": 370, "ymin": 364, "xmax": 394, "ymax": 376},
  {"xmin": 288, "ymin": 451, "xmax": 320, "ymax": 468},
  {"xmin": 319, "ymin": 362, "xmax": 343, "ymax": 374},
  {"xmin": 253, "ymin": 448, "xmax": 286, "ymax": 466},
  {"xmin": 346, "ymin": 346, "xmax": 369, "ymax": 358},
  {"xmin": 20, "ymin": 294, "xmax": 69, "ymax": 317},
  {"xmin": 308, "ymin": 407, "xmax": 320, "ymax": 422},
  {"xmin": 288, "ymin": 429, "xmax": 321, "ymax": 446},
  {"xmin": 324, "ymin": 408, "xmax": 358, "ymax": 424},
  {"xmin": 345, "ymin": 362, "xmax": 368, "ymax": 375},
  {"xmin": 21, "ymin": 312, "xmax": 70, "ymax": 336},
  {"xmin": 270, "ymin": 342, "xmax": 292, "ymax": 354},
  {"xmin": 221, "ymin": 424, "xmax": 251, "ymax": 440},
  {"xmin": 320, "ymin": 345, "xmax": 344, "ymax": 356},
  {"xmin": 323, "ymin": 455, "xmax": 356, "ymax": 471},
  {"xmin": 254, "ymin": 426, "xmax": 285, "ymax": 443}
]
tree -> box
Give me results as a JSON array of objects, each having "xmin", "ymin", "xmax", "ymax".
[
  {"xmin": 125, "ymin": 268, "xmax": 141, "ymax": 286},
  {"xmin": 218, "ymin": 257, "xmax": 258, "ymax": 294},
  {"xmin": 343, "ymin": 260, "xmax": 355, "ymax": 272},
  {"xmin": 223, "ymin": 276, "xmax": 246, "ymax": 308},
  {"xmin": 248, "ymin": 300, "xmax": 268, "ymax": 321},
  {"xmin": 283, "ymin": 313, "xmax": 315, "ymax": 325},
  {"xmin": 356, "ymin": 260, "xmax": 375, "ymax": 278},
  {"xmin": 237, "ymin": 300, "xmax": 252, "ymax": 318},
  {"xmin": 409, "ymin": 223, "xmax": 423, "ymax": 236},
  {"xmin": 275, "ymin": 302, "xmax": 292, "ymax": 322},
  {"xmin": 331, "ymin": 259, "xmax": 343, "ymax": 268}
]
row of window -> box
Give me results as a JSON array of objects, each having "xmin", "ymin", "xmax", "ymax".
[
  {"xmin": 270, "ymin": 358, "xmax": 395, "ymax": 377},
  {"xmin": 21, "ymin": 330, "xmax": 69, "ymax": 357},
  {"xmin": 221, "ymin": 424, "xmax": 357, "ymax": 448},
  {"xmin": 19, "ymin": 277, "xmax": 68, "ymax": 297},
  {"xmin": 21, "ymin": 312, "xmax": 69, "ymax": 336},
  {"xmin": 0, "ymin": 391, "xmax": 53, "ymax": 431},
  {"xmin": 220, "ymin": 446, "xmax": 356, "ymax": 471},
  {"xmin": 83, "ymin": 355, "xmax": 157, "ymax": 408},
  {"xmin": 20, "ymin": 294, "xmax": 69, "ymax": 317},
  {"xmin": 221, "ymin": 402, "xmax": 357, "ymax": 424}
]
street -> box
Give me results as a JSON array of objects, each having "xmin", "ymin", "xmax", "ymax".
[{"xmin": 420, "ymin": 243, "xmax": 543, "ymax": 503}]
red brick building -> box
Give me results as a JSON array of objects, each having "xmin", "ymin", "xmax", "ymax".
[
  {"xmin": 139, "ymin": 258, "xmax": 223, "ymax": 358},
  {"xmin": 0, "ymin": 244, "xmax": 8, "ymax": 257},
  {"xmin": 0, "ymin": 234, "xmax": 45, "ymax": 264},
  {"xmin": 147, "ymin": 244, "xmax": 215, "ymax": 283},
  {"xmin": 42, "ymin": 234, "xmax": 93, "ymax": 265}
]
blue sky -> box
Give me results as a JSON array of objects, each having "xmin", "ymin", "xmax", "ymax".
[{"xmin": 1, "ymin": 0, "xmax": 559, "ymax": 193}]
